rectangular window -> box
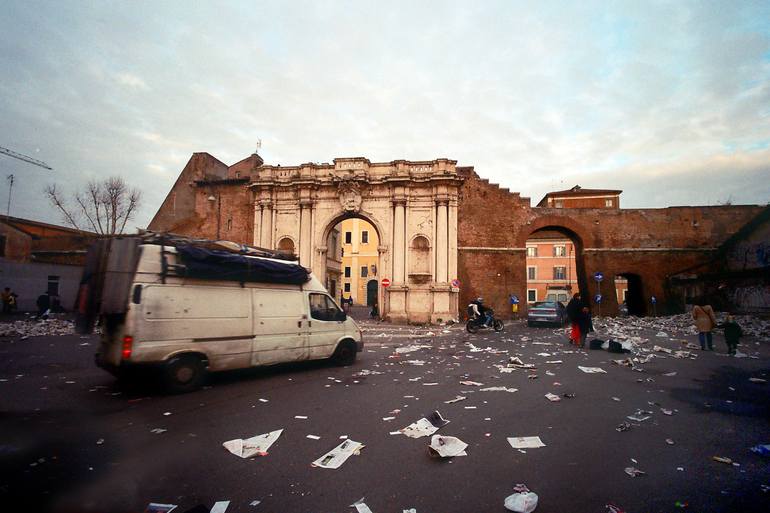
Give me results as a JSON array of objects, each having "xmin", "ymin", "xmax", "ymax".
[
  {"xmin": 47, "ymin": 275, "xmax": 60, "ymax": 296},
  {"xmin": 553, "ymin": 266, "xmax": 566, "ymax": 280},
  {"xmin": 527, "ymin": 266, "xmax": 536, "ymax": 280},
  {"xmin": 605, "ymin": 199, "xmax": 613, "ymax": 207},
  {"xmin": 526, "ymin": 246, "xmax": 537, "ymax": 257},
  {"xmin": 553, "ymin": 245, "xmax": 566, "ymax": 257},
  {"xmin": 344, "ymin": 283, "xmax": 351, "ymax": 292},
  {"xmin": 344, "ymin": 267, "xmax": 351, "ymax": 278},
  {"xmin": 527, "ymin": 289, "xmax": 537, "ymax": 302},
  {"xmin": 361, "ymin": 231, "xmax": 369, "ymax": 244},
  {"xmin": 361, "ymin": 266, "xmax": 368, "ymax": 277},
  {"xmin": 370, "ymin": 264, "xmax": 377, "ymax": 276},
  {"xmin": 345, "ymin": 232, "xmax": 352, "ymax": 244},
  {"xmin": 309, "ymin": 293, "xmax": 342, "ymax": 322}
]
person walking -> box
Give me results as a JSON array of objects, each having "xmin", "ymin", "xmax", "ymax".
[
  {"xmin": 2, "ymin": 287, "xmax": 18, "ymax": 314},
  {"xmin": 719, "ymin": 314, "xmax": 743, "ymax": 356},
  {"xmin": 692, "ymin": 302, "xmax": 717, "ymax": 350},
  {"xmin": 566, "ymin": 293, "xmax": 588, "ymax": 347},
  {"xmin": 36, "ymin": 292, "xmax": 51, "ymax": 319}
]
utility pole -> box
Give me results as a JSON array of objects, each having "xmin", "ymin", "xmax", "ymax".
[{"xmin": 0, "ymin": 146, "xmax": 53, "ymax": 217}]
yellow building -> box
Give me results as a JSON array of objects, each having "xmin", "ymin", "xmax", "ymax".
[{"xmin": 340, "ymin": 218, "xmax": 379, "ymax": 306}]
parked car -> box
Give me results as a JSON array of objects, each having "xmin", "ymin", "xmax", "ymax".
[{"xmin": 527, "ymin": 301, "xmax": 568, "ymax": 327}]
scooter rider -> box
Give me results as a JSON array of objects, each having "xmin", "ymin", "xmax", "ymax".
[{"xmin": 468, "ymin": 297, "xmax": 492, "ymax": 327}]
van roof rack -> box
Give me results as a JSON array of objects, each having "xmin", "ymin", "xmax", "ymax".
[{"xmin": 136, "ymin": 230, "xmax": 298, "ymax": 262}]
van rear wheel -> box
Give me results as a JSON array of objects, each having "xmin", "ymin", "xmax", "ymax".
[
  {"xmin": 164, "ymin": 354, "xmax": 206, "ymax": 394},
  {"xmin": 331, "ymin": 340, "xmax": 357, "ymax": 366}
]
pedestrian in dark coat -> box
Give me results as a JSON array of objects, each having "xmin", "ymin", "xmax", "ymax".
[
  {"xmin": 566, "ymin": 293, "xmax": 589, "ymax": 347},
  {"xmin": 719, "ymin": 315, "xmax": 743, "ymax": 356}
]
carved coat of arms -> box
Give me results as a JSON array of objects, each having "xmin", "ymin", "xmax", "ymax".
[{"xmin": 338, "ymin": 181, "xmax": 362, "ymax": 212}]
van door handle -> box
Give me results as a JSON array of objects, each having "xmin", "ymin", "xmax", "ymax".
[{"xmin": 298, "ymin": 320, "xmax": 302, "ymax": 328}]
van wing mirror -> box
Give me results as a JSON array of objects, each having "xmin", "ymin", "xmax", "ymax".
[
  {"xmin": 131, "ymin": 284, "xmax": 142, "ymax": 304},
  {"xmin": 335, "ymin": 310, "xmax": 347, "ymax": 322}
]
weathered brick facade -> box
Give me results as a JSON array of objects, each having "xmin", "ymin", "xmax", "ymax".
[{"xmin": 148, "ymin": 153, "xmax": 764, "ymax": 320}]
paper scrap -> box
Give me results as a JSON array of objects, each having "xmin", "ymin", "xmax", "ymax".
[
  {"xmin": 306, "ymin": 435, "xmax": 321, "ymax": 440},
  {"xmin": 545, "ymin": 393, "xmax": 561, "ymax": 402},
  {"xmin": 350, "ymin": 498, "xmax": 374, "ymax": 513},
  {"xmin": 400, "ymin": 411, "xmax": 449, "ymax": 438},
  {"xmin": 578, "ymin": 366, "xmax": 607, "ymax": 374},
  {"xmin": 210, "ymin": 501, "xmax": 229, "ymax": 513},
  {"xmin": 145, "ymin": 504, "xmax": 177, "ymax": 513},
  {"xmin": 312, "ymin": 439, "xmax": 364, "ymax": 469},
  {"xmin": 223, "ymin": 429, "xmax": 283, "ymax": 458},
  {"xmin": 507, "ymin": 436, "xmax": 546, "ymax": 449},
  {"xmin": 480, "ymin": 387, "xmax": 518, "ymax": 393},
  {"xmin": 428, "ymin": 435, "xmax": 468, "ymax": 457},
  {"xmin": 444, "ymin": 395, "xmax": 467, "ymax": 403}
]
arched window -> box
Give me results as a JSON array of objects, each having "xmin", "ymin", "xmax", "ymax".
[
  {"xmin": 277, "ymin": 237, "xmax": 295, "ymax": 256},
  {"xmin": 410, "ymin": 235, "xmax": 431, "ymax": 276}
]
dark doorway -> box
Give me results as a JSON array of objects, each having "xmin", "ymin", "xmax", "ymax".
[
  {"xmin": 366, "ymin": 279, "xmax": 378, "ymax": 307},
  {"xmin": 619, "ymin": 273, "xmax": 645, "ymax": 316}
]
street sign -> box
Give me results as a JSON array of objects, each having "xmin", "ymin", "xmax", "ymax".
[
  {"xmin": 594, "ymin": 271, "xmax": 604, "ymax": 282},
  {"xmin": 510, "ymin": 294, "xmax": 520, "ymax": 305},
  {"xmin": 594, "ymin": 294, "xmax": 603, "ymax": 304},
  {"xmin": 651, "ymin": 296, "xmax": 657, "ymax": 304},
  {"xmin": 451, "ymin": 278, "xmax": 460, "ymax": 288},
  {"xmin": 381, "ymin": 278, "xmax": 391, "ymax": 288}
]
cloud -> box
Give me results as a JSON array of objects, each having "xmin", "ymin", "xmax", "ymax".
[{"xmin": 0, "ymin": 0, "xmax": 768, "ymax": 230}]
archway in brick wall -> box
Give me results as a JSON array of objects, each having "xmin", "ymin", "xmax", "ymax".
[
  {"xmin": 617, "ymin": 272, "xmax": 646, "ymax": 316},
  {"xmin": 524, "ymin": 225, "xmax": 589, "ymax": 307}
]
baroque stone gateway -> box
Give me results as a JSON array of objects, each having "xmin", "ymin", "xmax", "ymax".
[{"xmin": 148, "ymin": 151, "xmax": 766, "ymax": 323}]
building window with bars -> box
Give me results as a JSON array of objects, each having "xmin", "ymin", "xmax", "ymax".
[
  {"xmin": 553, "ymin": 245, "xmax": 566, "ymax": 257},
  {"xmin": 527, "ymin": 266, "xmax": 536, "ymax": 280},
  {"xmin": 553, "ymin": 266, "xmax": 567, "ymax": 280},
  {"xmin": 361, "ymin": 266, "xmax": 368, "ymax": 277},
  {"xmin": 526, "ymin": 246, "xmax": 537, "ymax": 257}
]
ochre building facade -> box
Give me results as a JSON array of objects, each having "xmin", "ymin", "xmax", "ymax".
[{"xmin": 148, "ymin": 151, "xmax": 765, "ymax": 322}]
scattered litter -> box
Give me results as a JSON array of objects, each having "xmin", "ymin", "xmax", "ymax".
[
  {"xmin": 295, "ymin": 416, "xmax": 308, "ymax": 420},
  {"xmin": 210, "ymin": 501, "xmax": 229, "ymax": 513},
  {"xmin": 507, "ymin": 436, "xmax": 546, "ymax": 449},
  {"xmin": 395, "ymin": 344, "xmax": 431, "ymax": 354},
  {"xmin": 150, "ymin": 428, "xmax": 167, "ymax": 434},
  {"xmin": 562, "ymin": 393, "xmax": 576, "ymax": 399},
  {"xmin": 145, "ymin": 504, "xmax": 177, "ymax": 513},
  {"xmin": 459, "ymin": 380, "xmax": 483, "ymax": 386},
  {"xmin": 627, "ymin": 410, "xmax": 653, "ymax": 422},
  {"xmin": 612, "ymin": 397, "xmax": 621, "ymax": 402},
  {"xmin": 306, "ymin": 435, "xmax": 321, "ymax": 440},
  {"xmin": 422, "ymin": 382, "xmax": 439, "ymax": 386},
  {"xmin": 480, "ymin": 387, "xmax": 518, "ymax": 393},
  {"xmin": 223, "ymin": 429, "xmax": 283, "ymax": 458},
  {"xmin": 444, "ymin": 396, "xmax": 467, "ymax": 403},
  {"xmin": 616, "ymin": 422, "xmax": 631, "ymax": 432},
  {"xmin": 545, "ymin": 393, "xmax": 561, "ymax": 402},
  {"xmin": 250, "ymin": 500, "xmax": 261, "ymax": 507},
  {"xmin": 712, "ymin": 456, "xmax": 733, "ymax": 465},
  {"xmin": 656, "ymin": 331, "xmax": 669, "ymax": 337},
  {"xmin": 661, "ymin": 409, "xmax": 674, "ymax": 416},
  {"xmin": 312, "ymin": 439, "xmax": 365, "ymax": 469},
  {"xmin": 666, "ymin": 439, "xmax": 675, "ymax": 445},
  {"xmin": 545, "ymin": 360, "xmax": 563, "ymax": 364},
  {"xmin": 258, "ymin": 398, "xmax": 269, "ymax": 403},
  {"xmin": 401, "ymin": 411, "xmax": 450, "ymax": 438},
  {"xmin": 428, "ymin": 435, "xmax": 468, "ymax": 457},
  {"xmin": 578, "ymin": 366, "xmax": 607, "ymax": 374},
  {"xmin": 464, "ymin": 406, "xmax": 477, "ymax": 409},
  {"xmin": 350, "ymin": 498, "xmax": 374, "ymax": 513},
  {"xmin": 749, "ymin": 378, "xmax": 766, "ymax": 383},
  {"xmin": 663, "ymin": 372, "xmax": 677, "ymax": 377},
  {"xmin": 606, "ymin": 504, "xmax": 626, "ymax": 513},
  {"xmin": 750, "ymin": 444, "xmax": 770, "ymax": 456},
  {"xmin": 624, "ymin": 467, "xmax": 646, "ymax": 477},
  {"xmin": 504, "ymin": 484, "xmax": 538, "ymax": 513}
]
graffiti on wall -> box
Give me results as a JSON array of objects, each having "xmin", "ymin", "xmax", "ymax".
[
  {"xmin": 729, "ymin": 241, "xmax": 770, "ymax": 270},
  {"xmin": 728, "ymin": 285, "xmax": 770, "ymax": 312}
]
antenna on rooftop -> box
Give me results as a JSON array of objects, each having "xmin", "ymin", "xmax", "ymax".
[{"xmin": 255, "ymin": 139, "xmax": 262, "ymax": 153}]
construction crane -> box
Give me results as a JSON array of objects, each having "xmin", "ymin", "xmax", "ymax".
[{"xmin": 0, "ymin": 145, "xmax": 53, "ymax": 216}]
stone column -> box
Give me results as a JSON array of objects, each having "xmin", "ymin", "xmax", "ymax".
[
  {"xmin": 299, "ymin": 200, "xmax": 313, "ymax": 266},
  {"xmin": 260, "ymin": 200, "xmax": 272, "ymax": 248},
  {"xmin": 393, "ymin": 199, "xmax": 406, "ymax": 283},
  {"xmin": 252, "ymin": 202, "xmax": 261, "ymax": 247},
  {"xmin": 436, "ymin": 199, "xmax": 448, "ymax": 283},
  {"xmin": 315, "ymin": 246, "xmax": 327, "ymax": 285}
]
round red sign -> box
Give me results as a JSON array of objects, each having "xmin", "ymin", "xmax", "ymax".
[{"xmin": 381, "ymin": 278, "xmax": 391, "ymax": 287}]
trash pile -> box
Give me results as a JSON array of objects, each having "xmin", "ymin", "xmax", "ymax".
[{"xmin": 0, "ymin": 318, "xmax": 76, "ymax": 338}]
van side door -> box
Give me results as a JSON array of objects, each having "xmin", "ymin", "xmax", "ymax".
[
  {"xmin": 251, "ymin": 289, "xmax": 308, "ymax": 365},
  {"xmin": 307, "ymin": 293, "xmax": 346, "ymax": 360}
]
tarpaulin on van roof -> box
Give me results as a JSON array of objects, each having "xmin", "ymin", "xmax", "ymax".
[{"xmin": 176, "ymin": 245, "xmax": 310, "ymax": 284}]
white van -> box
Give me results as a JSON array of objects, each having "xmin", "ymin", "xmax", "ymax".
[{"xmin": 78, "ymin": 235, "xmax": 363, "ymax": 392}]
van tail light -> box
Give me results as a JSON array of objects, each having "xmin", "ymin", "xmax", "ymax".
[{"xmin": 121, "ymin": 336, "xmax": 133, "ymax": 360}]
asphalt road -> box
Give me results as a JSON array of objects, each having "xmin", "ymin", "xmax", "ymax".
[{"xmin": 0, "ymin": 317, "xmax": 768, "ymax": 513}]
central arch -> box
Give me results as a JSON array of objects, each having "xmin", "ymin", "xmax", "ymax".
[{"xmin": 250, "ymin": 157, "xmax": 464, "ymax": 323}]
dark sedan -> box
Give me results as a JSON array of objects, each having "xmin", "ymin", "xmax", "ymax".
[{"xmin": 527, "ymin": 301, "xmax": 568, "ymax": 326}]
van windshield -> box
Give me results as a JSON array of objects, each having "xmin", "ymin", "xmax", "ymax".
[{"xmin": 309, "ymin": 293, "xmax": 343, "ymax": 321}]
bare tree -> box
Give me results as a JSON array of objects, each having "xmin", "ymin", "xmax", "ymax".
[{"xmin": 45, "ymin": 177, "xmax": 142, "ymax": 235}]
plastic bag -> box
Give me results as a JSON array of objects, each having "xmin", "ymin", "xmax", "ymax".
[{"xmin": 504, "ymin": 492, "xmax": 538, "ymax": 512}]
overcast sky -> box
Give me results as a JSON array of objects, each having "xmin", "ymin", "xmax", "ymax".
[{"xmin": 1, "ymin": 0, "xmax": 768, "ymax": 230}]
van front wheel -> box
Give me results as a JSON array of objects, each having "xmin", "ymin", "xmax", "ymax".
[
  {"xmin": 331, "ymin": 340, "xmax": 357, "ymax": 366},
  {"xmin": 164, "ymin": 354, "xmax": 206, "ymax": 394}
]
